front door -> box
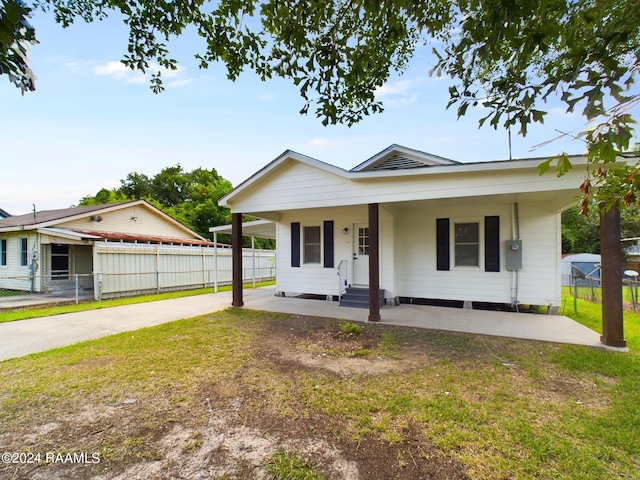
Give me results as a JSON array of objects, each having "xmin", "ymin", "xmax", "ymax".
[{"xmin": 353, "ymin": 223, "xmax": 369, "ymax": 285}]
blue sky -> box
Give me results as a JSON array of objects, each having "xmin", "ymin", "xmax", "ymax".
[{"xmin": 2, "ymin": 10, "xmax": 635, "ymax": 216}]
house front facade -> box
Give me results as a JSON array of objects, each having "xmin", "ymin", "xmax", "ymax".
[{"xmin": 220, "ymin": 145, "xmax": 591, "ymax": 317}]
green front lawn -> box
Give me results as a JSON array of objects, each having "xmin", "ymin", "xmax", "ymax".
[{"xmin": 0, "ymin": 294, "xmax": 638, "ymax": 479}]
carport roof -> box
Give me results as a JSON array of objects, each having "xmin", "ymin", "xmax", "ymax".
[
  {"xmin": 209, "ymin": 219, "xmax": 276, "ymax": 239},
  {"xmin": 38, "ymin": 227, "xmax": 228, "ymax": 247}
]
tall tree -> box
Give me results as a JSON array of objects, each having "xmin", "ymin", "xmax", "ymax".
[
  {"xmin": 0, "ymin": 0, "xmax": 37, "ymax": 92},
  {"xmin": 119, "ymin": 172, "xmax": 152, "ymax": 200},
  {"xmin": 79, "ymin": 165, "xmax": 233, "ymax": 238},
  {"xmin": 563, "ymin": 204, "xmax": 640, "ymax": 254},
  {"xmin": 4, "ymin": 1, "xmax": 637, "ymax": 193}
]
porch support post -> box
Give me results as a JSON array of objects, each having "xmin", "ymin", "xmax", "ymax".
[
  {"xmin": 600, "ymin": 203, "xmax": 625, "ymax": 347},
  {"xmin": 232, "ymin": 212, "xmax": 244, "ymax": 307},
  {"xmin": 368, "ymin": 203, "xmax": 381, "ymax": 322}
]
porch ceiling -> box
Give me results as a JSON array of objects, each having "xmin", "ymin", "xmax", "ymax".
[{"xmin": 240, "ymin": 189, "xmax": 580, "ymax": 220}]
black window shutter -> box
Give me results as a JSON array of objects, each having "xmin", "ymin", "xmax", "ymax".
[
  {"xmin": 323, "ymin": 221, "xmax": 334, "ymax": 268},
  {"xmin": 436, "ymin": 218, "xmax": 450, "ymax": 271},
  {"xmin": 291, "ymin": 222, "xmax": 300, "ymax": 267},
  {"xmin": 484, "ymin": 216, "xmax": 500, "ymax": 272}
]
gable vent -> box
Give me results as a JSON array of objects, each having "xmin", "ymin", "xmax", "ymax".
[{"xmin": 371, "ymin": 154, "xmax": 429, "ymax": 170}]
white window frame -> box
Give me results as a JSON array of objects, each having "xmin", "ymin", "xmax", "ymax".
[
  {"xmin": 19, "ymin": 237, "xmax": 28, "ymax": 267},
  {"xmin": 302, "ymin": 224, "xmax": 323, "ymax": 266},
  {"xmin": 452, "ymin": 218, "xmax": 484, "ymax": 269},
  {"xmin": 0, "ymin": 238, "xmax": 7, "ymax": 267}
]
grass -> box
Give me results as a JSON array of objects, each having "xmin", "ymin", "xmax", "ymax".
[
  {"xmin": 1, "ymin": 297, "xmax": 639, "ymax": 479},
  {"xmin": 0, "ymin": 280, "xmax": 275, "ymax": 323},
  {"xmin": 562, "ymin": 284, "xmax": 640, "ymax": 310},
  {"xmin": 339, "ymin": 321, "xmax": 363, "ymax": 336},
  {"xmin": 264, "ymin": 449, "xmax": 325, "ymax": 480}
]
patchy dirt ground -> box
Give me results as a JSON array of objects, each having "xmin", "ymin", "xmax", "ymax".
[{"xmin": 1, "ymin": 315, "xmax": 479, "ymax": 479}]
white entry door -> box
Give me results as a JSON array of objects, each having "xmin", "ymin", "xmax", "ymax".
[{"xmin": 353, "ymin": 223, "xmax": 369, "ymax": 285}]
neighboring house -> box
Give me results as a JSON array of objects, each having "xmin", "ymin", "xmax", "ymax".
[
  {"xmin": 219, "ymin": 144, "xmax": 599, "ymax": 318},
  {"xmin": 625, "ymin": 243, "xmax": 640, "ymax": 273},
  {"xmin": 0, "ymin": 200, "xmax": 217, "ymax": 298},
  {"xmin": 0, "ymin": 208, "xmax": 10, "ymax": 219},
  {"xmin": 561, "ymin": 253, "xmax": 601, "ymax": 286}
]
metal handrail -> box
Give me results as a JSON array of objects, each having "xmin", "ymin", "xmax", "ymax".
[{"xmin": 336, "ymin": 260, "xmax": 348, "ymax": 297}]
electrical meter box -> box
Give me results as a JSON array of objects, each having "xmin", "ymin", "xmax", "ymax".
[{"xmin": 506, "ymin": 240, "xmax": 523, "ymax": 271}]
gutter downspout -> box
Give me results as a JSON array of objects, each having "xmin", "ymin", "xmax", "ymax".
[{"xmin": 512, "ymin": 203, "xmax": 520, "ymax": 312}]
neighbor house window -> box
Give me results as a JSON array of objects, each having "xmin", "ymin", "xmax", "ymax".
[
  {"xmin": 0, "ymin": 239, "xmax": 6, "ymax": 266},
  {"xmin": 303, "ymin": 225, "xmax": 322, "ymax": 264},
  {"xmin": 454, "ymin": 222, "xmax": 479, "ymax": 267},
  {"xmin": 20, "ymin": 237, "xmax": 28, "ymax": 266}
]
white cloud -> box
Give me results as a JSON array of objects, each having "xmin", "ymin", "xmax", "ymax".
[
  {"xmin": 90, "ymin": 61, "xmax": 191, "ymax": 87},
  {"xmin": 373, "ymin": 79, "xmax": 424, "ymax": 107},
  {"xmin": 374, "ymin": 79, "xmax": 415, "ymax": 98},
  {"xmin": 92, "ymin": 61, "xmax": 146, "ymax": 84}
]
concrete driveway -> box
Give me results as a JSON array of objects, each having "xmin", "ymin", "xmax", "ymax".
[{"xmin": 0, "ymin": 287, "xmax": 607, "ymax": 362}]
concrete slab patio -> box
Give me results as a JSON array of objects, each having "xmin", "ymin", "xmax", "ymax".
[{"xmin": 0, "ymin": 286, "xmax": 605, "ymax": 362}]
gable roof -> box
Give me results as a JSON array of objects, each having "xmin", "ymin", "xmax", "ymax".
[
  {"xmin": 0, "ymin": 200, "xmax": 207, "ymax": 241},
  {"xmin": 219, "ymin": 144, "xmax": 591, "ymax": 210},
  {"xmin": 350, "ymin": 144, "xmax": 460, "ymax": 172}
]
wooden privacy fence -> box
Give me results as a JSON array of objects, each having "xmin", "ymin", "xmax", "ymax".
[{"xmin": 94, "ymin": 242, "xmax": 275, "ymax": 299}]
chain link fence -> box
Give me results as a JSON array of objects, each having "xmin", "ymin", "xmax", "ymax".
[
  {"xmin": 0, "ymin": 262, "xmax": 275, "ymax": 311},
  {"xmin": 565, "ymin": 268, "xmax": 640, "ymax": 313}
]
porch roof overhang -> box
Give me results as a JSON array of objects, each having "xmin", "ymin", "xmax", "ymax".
[{"xmin": 37, "ymin": 227, "xmax": 101, "ymax": 243}]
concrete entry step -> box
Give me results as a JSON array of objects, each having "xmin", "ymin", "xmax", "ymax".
[{"xmin": 339, "ymin": 287, "xmax": 385, "ymax": 308}]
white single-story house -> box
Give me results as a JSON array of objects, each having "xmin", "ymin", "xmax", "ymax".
[
  {"xmin": 0, "ymin": 200, "xmax": 225, "ymax": 299},
  {"xmin": 219, "ymin": 144, "xmax": 596, "ymax": 320}
]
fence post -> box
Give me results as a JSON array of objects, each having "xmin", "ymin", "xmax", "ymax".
[
  {"xmin": 201, "ymin": 246, "xmax": 207, "ymax": 288},
  {"xmin": 156, "ymin": 243, "xmax": 161, "ymax": 295},
  {"xmin": 213, "ymin": 232, "xmax": 219, "ymax": 293},
  {"xmin": 75, "ymin": 274, "xmax": 79, "ymax": 305},
  {"xmin": 252, "ymin": 236, "xmax": 256, "ymax": 288}
]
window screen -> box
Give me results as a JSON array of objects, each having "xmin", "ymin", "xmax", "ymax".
[
  {"xmin": 303, "ymin": 226, "xmax": 321, "ymax": 264},
  {"xmin": 454, "ymin": 222, "xmax": 479, "ymax": 267}
]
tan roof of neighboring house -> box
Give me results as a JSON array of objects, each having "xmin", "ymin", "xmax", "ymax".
[{"xmin": 0, "ymin": 202, "xmax": 133, "ymax": 228}]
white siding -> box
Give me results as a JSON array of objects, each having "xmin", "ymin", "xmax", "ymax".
[
  {"xmin": 0, "ymin": 232, "xmax": 41, "ymax": 292},
  {"xmin": 276, "ymin": 206, "xmax": 396, "ymax": 298},
  {"xmin": 273, "ymin": 200, "xmax": 562, "ymax": 307},
  {"xmin": 394, "ymin": 201, "xmax": 561, "ymax": 306},
  {"xmin": 231, "ymin": 160, "xmax": 585, "ymax": 213},
  {"xmin": 516, "ymin": 203, "xmax": 562, "ymax": 306},
  {"xmin": 58, "ymin": 204, "xmax": 195, "ymax": 239}
]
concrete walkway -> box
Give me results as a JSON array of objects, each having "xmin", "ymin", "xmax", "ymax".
[{"xmin": 0, "ymin": 287, "xmax": 605, "ymax": 362}]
